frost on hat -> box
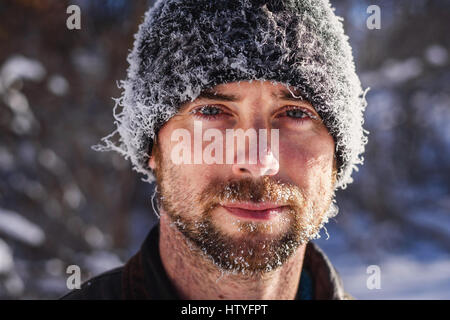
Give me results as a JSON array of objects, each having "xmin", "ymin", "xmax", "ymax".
[{"xmin": 93, "ymin": 0, "xmax": 368, "ymax": 190}]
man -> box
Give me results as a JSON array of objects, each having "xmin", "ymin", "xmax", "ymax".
[{"xmin": 62, "ymin": 0, "xmax": 367, "ymax": 300}]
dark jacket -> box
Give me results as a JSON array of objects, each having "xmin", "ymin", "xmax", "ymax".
[{"xmin": 61, "ymin": 223, "xmax": 352, "ymax": 300}]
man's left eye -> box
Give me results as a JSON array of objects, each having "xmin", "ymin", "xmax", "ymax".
[
  {"xmin": 280, "ymin": 107, "xmax": 318, "ymax": 121},
  {"xmin": 286, "ymin": 109, "xmax": 308, "ymax": 118}
]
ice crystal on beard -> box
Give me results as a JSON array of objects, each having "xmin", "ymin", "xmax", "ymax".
[
  {"xmin": 150, "ymin": 186, "xmax": 160, "ymax": 219},
  {"xmin": 215, "ymin": 269, "xmax": 226, "ymax": 283}
]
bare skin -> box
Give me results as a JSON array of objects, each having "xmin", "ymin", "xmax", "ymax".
[{"xmin": 149, "ymin": 80, "xmax": 336, "ymax": 300}]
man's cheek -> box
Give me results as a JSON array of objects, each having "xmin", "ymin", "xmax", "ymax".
[
  {"xmin": 311, "ymin": 169, "xmax": 335, "ymax": 221},
  {"xmin": 279, "ymin": 144, "xmax": 318, "ymax": 187}
]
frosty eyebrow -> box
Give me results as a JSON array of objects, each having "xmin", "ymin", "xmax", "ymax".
[
  {"xmin": 180, "ymin": 87, "xmax": 309, "ymax": 114},
  {"xmin": 275, "ymin": 89, "xmax": 319, "ymax": 116},
  {"xmin": 274, "ymin": 89, "xmax": 307, "ymax": 102},
  {"xmin": 196, "ymin": 88, "xmax": 307, "ymax": 103},
  {"xmin": 196, "ymin": 89, "xmax": 240, "ymax": 102}
]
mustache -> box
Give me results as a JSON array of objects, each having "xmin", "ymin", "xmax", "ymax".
[{"xmin": 199, "ymin": 176, "xmax": 306, "ymax": 210}]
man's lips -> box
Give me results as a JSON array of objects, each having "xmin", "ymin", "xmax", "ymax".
[{"xmin": 221, "ymin": 202, "xmax": 287, "ymax": 220}]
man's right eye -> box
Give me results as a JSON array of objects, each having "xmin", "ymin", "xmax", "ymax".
[{"xmin": 190, "ymin": 105, "xmax": 228, "ymax": 120}]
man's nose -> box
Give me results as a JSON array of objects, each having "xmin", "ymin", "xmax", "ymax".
[{"xmin": 231, "ymin": 134, "xmax": 280, "ymax": 178}]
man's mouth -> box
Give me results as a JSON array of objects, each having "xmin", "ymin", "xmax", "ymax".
[{"xmin": 221, "ymin": 202, "xmax": 288, "ymax": 221}]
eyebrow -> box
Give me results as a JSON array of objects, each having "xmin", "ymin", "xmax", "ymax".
[
  {"xmin": 274, "ymin": 89, "xmax": 307, "ymax": 102},
  {"xmin": 195, "ymin": 89, "xmax": 240, "ymax": 102},
  {"xmin": 196, "ymin": 88, "xmax": 307, "ymax": 102},
  {"xmin": 179, "ymin": 87, "xmax": 316, "ymax": 117}
]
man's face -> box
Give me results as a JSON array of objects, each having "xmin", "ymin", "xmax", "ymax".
[{"xmin": 150, "ymin": 80, "xmax": 336, "ymax": 276}]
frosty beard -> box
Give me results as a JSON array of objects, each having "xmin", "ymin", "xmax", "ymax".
[{"xmin": 152, "ymin": 144, "xmax": 334, "ymax": 276}]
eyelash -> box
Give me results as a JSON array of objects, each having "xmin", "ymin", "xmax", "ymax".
[
  {"xmin": 190, "ymin": 105, "xmax": 230, "ymax": 120},
  {"xmin": 190, "ymin": 104, "xmax": 318, "ymax": 122},
  {"xmin": 277, "ymin": 105, "xmax": 318, "ymax": 123}
]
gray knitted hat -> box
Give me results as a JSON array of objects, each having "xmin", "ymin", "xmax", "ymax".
[{"xmin": 93, "ymin": 0, "xmax": 368, "ymax": 190}]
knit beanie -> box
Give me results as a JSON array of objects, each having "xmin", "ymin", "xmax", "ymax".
[{"xmin": 93, "ymin": 0, "xmax": 368, "ymax": 190}]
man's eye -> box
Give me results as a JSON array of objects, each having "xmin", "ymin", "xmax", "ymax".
[
  {"xmin": 279, "ymin": 106, "xmax": 318, "ymax": 122},
  {"xmin": 191, "ymin": 105, "xmax": 227, "ymax": 119},
  {"xmin": 286, "ymin": 109, "xmax": 307, "ymax": 118}
]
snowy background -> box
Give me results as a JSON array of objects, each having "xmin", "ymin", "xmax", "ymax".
[{"xmin": 0, "ymin": 0, "xmax": 449, "ymax": 299}]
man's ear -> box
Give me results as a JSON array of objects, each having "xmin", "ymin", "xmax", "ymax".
[
  {"xmin": 148, "ymin": 155, "xmax": 156, "ymax": 171},
  {"xmin": 331, "ymin": 154, "xmax": 338, "ymax": 185},
  {"xmin": 148, "ymin": 138, "xmax": 159, "ymax": 171}
]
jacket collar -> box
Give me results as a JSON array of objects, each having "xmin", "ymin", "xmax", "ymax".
[{"xmin": 303, "ymin": 241, "xmax": 347, "ymax": 299}]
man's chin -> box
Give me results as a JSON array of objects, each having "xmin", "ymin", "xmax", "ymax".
[
  {"xmin": 207, "ymin": 235, "xmax": 303, "ymax": 275},
  {"xmin": 175, "ymin": 219, "xmax": 304, "ymax": 275}
]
